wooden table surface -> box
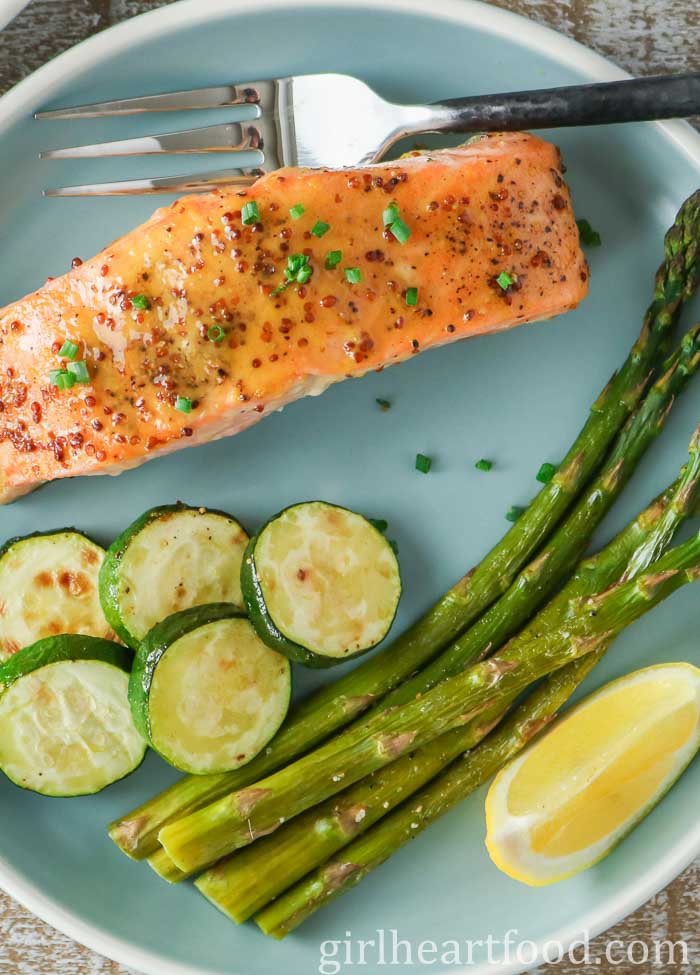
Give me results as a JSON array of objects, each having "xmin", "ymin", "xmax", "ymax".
[{"xmin": 0, "ymin": 1, "xmax": 699, "ymax": 973}]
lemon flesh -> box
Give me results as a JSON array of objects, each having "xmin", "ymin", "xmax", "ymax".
[{"xmin": 485, "ymin": 662, "xmax": 700, "ymax": 885}]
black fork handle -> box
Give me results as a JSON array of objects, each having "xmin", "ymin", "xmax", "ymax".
[{"xmin": 430, "ymin": 73, "xmax": 700, "ymax": 131}]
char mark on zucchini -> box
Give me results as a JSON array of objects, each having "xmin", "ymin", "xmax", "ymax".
[{"xmin": 0, "ymin": 529, "xmax": 112, "ymax": 663}]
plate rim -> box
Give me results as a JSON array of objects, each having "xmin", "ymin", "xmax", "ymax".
[
  {"xmin": 1, "ymin": 1, "xmax": 699, "ymax": 972},
  {"xmin": 0, "ymin": 0, "xmax": 28, "ymax": 32}
]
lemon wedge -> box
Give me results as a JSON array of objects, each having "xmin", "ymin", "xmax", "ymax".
[{"xmin": 485, "ymin": 662, "xmax": 700, "ymax": 886}]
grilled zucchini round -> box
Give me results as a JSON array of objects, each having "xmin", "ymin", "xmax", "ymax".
[
  {"xmin": 0, "ymin": 635, "xmax": 145, "ymax": 797},
  {"xmin": 0, "ymin": 529, "xmax": 112, "ymax": 664},
  {"xmin": 129, "ymin": 604, "xmax": 291, "ymax": 775},
  {"xmin": 99, "ymin": 504, "xmax": 249, "ymax": 649},
  {"xmin": 241, "ymin": 501, "xmax": 401, "ymax": 668}
]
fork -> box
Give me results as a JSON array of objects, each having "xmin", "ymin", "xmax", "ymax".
[{"xmin": 36, "ymin": 71, "xmax": 700, "ymax": 196}]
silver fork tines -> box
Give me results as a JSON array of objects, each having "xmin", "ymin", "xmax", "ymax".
[
  {"xmin": 38, "ymin": 77, "xmax": 289, "ymax": 195},
  {"xmin": 43, "ymin": 168, "xmax": 265, "ymax": 197},
  {"xmin": 34, "ymin": 83, "xmax": 265, "ymax": 119},
  {"xmin": 40, "ymin": 122, "xmax": 267, "ymax": 159}
]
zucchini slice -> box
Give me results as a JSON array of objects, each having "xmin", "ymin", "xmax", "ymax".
[
  {"xmin": 0, "ymin": 635, "xmax": 145, "ymax": 797},
  {"xmin": 0, "ymin": 530, "xmax": 113, "ymax": 664},
  {"xmin": 241, "ymin": 501, "xmax": 402, "ymax": 668},
  {"xmin": 129, "ymin": 604, "xmax": 291, "ymax": 775},
  {"xmin": 99, "ymin": 504, "xmax": 249, "ymax": 649}
]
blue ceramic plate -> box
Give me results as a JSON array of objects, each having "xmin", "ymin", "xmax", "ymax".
[{"xmin": 1, "ymin": 2, "xmax": 699, "ymax": 973}]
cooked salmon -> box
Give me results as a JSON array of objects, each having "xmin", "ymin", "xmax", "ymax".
[{"xmin": 0, "ymin": 132, "xmax": 587, "ymax": 502}]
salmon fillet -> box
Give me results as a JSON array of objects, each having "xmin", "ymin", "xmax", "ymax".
[{"xmin": 0, "ymin": 132, "xmax": 587, "ymax": 502}]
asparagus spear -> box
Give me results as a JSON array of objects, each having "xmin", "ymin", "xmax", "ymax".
[
  {"xmin": 382, "ymin": 323, "xmax": 700, "ymax": 708},
  {"xmin": 256, "ymin": 653, "xmax": 606, "ymax": 939},
  {"xmin": 110, "ymin": 192, "xmax": 700, "ymax": 861},
  {"xmin": 195, "ymin": 700, "xmax": 510, "ymax": 918},
  {"xmin": 622, "ymin": 432, "xmax": 700, "ymax": 580},
  {"xmin": 147, "ymin": 846, "xmax": 186, "ymax": 884},
  {"xmin": 194, "ymin": 435, "xmax": 700, "ymax": 916},
  {"xmin": 256, "ymin": 533, "xmax": 700, "ymax": 937},
  {"xmin": 159, "ymin": 537, "xmax": 700, "ymax": 874}
]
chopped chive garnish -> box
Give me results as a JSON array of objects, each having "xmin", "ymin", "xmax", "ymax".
[
  {"xmin": 50, "ymin": 368, "xmax": 76, "ymax": 390},
  {"xmin": 311, "ymin": 220, "xmax": 330, "ymax": 238},
  {"xmin": 289, "ymin": 203, "xmax": 305, "ymax": 220},
  {"xmin": 175, "ymin": 396, "xmax": 193, "ymax": 414},
  {"xmin": 369, "ymin": 518, "xmax": 389, "ymax": 534},
  {"xmin": 496, "ymin": 271, "xmax": 514, "ymax": 290},
  {"xmin": 131, "ymin": 294, "xmax": 150, "ymax": 311},
  {"xmin": 289, "ymin": 255, "xmax": 311, "ymax": 281},
  {"xmin": 475, "ymin": 458, "xmax": 493, "ymax": 472},
  {"xmin": 389, "ymin": 217, "xmax": 411, "ymax": 245},
  {"xmin": 506, "ymin": 504, "xmax": 525, "ymax": 522},
  {"xmin": 345, "ymin": 267, "xmax": 362, "ymax": 284},
  {"xmin": 415, "ymin": 453, "xmax": 432, "ymax": 474},
  {"xmin": 325, "ymin": 250, "xmax": 342, "ymax": 270},
  {"xmin": 291, "ymin": 254, "xmax": 310, "ymax": 273},
  {"xmin": 271, "ymin": 254, "xmax": 313, "ymax": 296},
  {"xmin": 207, "ymin": 325, "xmax": 226, "ymax": 343},
  {"xmin": 405, "ymin": 287, "xmax": 418, "ymax": 307},
  {"xmin": 67, "ymin": 360, "xmax": 90, "ymax": 384},
  {"xmin": 376, "ymin": 398, "xmax": 391, "ymax": 411},
  {"xmin": 241, "ymin": 201, "xmax": 260, "ymax": 226},
  {"xmin": 383, "ymin": 201, "xmax": 400, "ymax": 226},
  {"xmin": 58, "ymin": 340, "xmax": 79, "ymax": 360},
  {"xmin": 576, "ymin": 218, "xmax": 602, "ymax": 248},
  {"xmin": 536, "ymin": 461, "xmax": 558, "ymax": 484}
]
